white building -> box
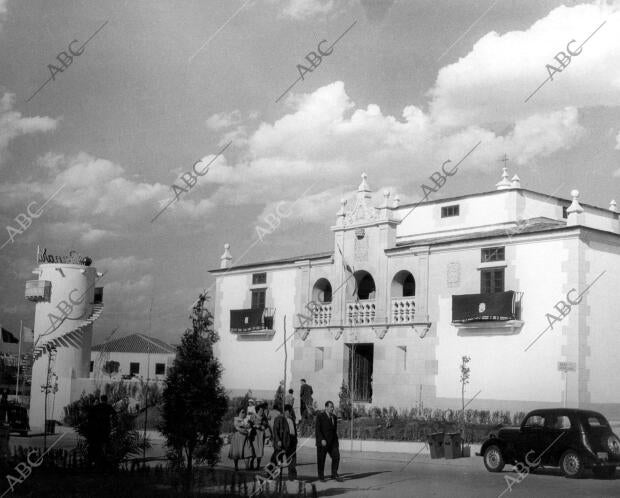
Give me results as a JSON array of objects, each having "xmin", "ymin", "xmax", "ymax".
[
  {"xmin": 90, "ymin": 333, "xmax": 175, "ymax": 382},
  {"xmin": 24, "ymin": 249, "xmax": 104, "ymax": 428},
  {"xmin": 210, "ymin": 171, "xmax": 620, "ymax": 417}
]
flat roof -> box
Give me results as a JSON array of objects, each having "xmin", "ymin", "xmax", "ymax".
[{"xmin": 209, "ymin": 251, "xmax": 333, "ymax": 274}]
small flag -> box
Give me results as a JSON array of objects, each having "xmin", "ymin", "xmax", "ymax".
[{"xmin": 1, "ymin": 327, "xmax": 19, "ymax": 344}]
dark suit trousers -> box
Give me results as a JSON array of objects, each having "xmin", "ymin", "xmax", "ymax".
[{"xmin": 317, "ymin": 442, "xmax": 340, "ymax": 478}]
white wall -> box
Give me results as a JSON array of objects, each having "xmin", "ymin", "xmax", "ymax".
[
  {"xmin": 433, "ymin": 235, "xmax": 572, "ymax": 404},
  {"xmin": 214, "ymin": 267, "xmax": 298, "ymax": 396}
]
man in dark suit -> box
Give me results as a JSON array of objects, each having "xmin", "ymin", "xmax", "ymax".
[
  {"xmin": 271, "ymin": 404, "xmax": 297, "ymax": 480},
  {"xmin": 315, "ymin": 400, "xmax": 342, "ymax": 481}
]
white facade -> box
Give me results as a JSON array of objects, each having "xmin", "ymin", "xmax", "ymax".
[{"xmin": 211, "ymin": 172, "xmax": 620, "ymax": 418}]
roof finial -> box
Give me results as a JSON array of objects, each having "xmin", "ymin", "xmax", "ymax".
[
  {"xmin": 510, "ymin": 174, "xmax": 521, "ymax": 189},
  {"xmin": 567, "ymin": 189, "xmax": 584, "ymax": 214},
  {"xmin": 220, "ymin": 243, "xmax": 232, "ymax": 269},
  {"xmin": 358, "ymin": 172, "xmax": 371, "ymax": 193},
  {"xmin": 610, "ymin": 200, "xmax": 617, "ymax": 213},
  {"xmin": 496, "ymin": 165, "xmax": 511, "ymax": 190}
]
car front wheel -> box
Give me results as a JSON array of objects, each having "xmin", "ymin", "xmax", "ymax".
[
  {"xmin": 560, "ymin": 450, "xmax": 584, "ymax": 478},
  {"xmin": 483, "ymin": 445, "xmax": 505, "ymax": 472},
  {"xmin": 592, "ymin": 467, "xmax": 615, "ymax": 479}
]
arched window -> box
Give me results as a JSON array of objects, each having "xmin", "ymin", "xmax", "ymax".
[
  {"xmin": 391, "ymin": 270, "xmax": 415, "ymax": 298},
  {"xmin": 349, "ymin": 270, "xmax": 376, "ymax": 300},
  {"xmin": 312, "ymin": 278, "xmax": 332, "ymax": 303}
]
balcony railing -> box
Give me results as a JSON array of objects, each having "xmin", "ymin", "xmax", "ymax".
[
  {"xmin": 230, "ymin": 308, "xmax": 275, "ymax": 333},
  {"xmin": 312, "ymin": 303, "xmax": 332, "ymax": 326},
  {"xmin": 346, "ymin": 300, "xmax": 376, "ymax": 325},
  {"xmin": 391, "ymin": 297, "xmax": 415, "ymax": 323},
  {"xmin": 452, "ymin": 291, "xmax": 522, "ymax": 323},
  {"xmin": 25, "ymin": 280, "xmax": 51, "ymax": 302}
]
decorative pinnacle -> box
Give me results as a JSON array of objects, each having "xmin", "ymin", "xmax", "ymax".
[
  {"xmin": 567, "ymin": 189, "xmax": 584, "ymax": 214},
  {"xmin": 358, "ymin": 172, "xmax": 371, "ymax": 192}
]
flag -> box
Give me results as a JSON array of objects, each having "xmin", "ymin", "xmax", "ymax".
[
  {"xmin": 1, "ymin": 327, "xmax": 19, "ymax": 343},
  {"xmin": 336, "ymin": 243, "xmax": 358, "ymax": 300}
]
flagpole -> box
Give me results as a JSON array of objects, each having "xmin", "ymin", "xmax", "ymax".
[{"xmin": 15, "ymin": 321, "xmax": 23, "ymax": 403}]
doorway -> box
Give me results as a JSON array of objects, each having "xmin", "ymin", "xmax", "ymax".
[{"xmin": 345, "ymin": 343, "xmax": 373, "ymax": 402}]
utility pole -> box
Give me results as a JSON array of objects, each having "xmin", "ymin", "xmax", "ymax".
[{"xmin": 283, "ymin": 316, "xmax": 287, "ymax": 398}]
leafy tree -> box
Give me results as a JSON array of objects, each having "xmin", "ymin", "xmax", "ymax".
[
  {"xmin": 338, "ymin": 382, "xmax": 352, "ymax": 420},
  {"xmin": 459, "ymin": 355, "xmax": 471, "ymax": 429},
  {"xmin": 160, "ymin": 293, "xmax": 228, "ymax": 473},
  {"xmin": 102, "ymin": 360, "xmax": 120, "ymax": 379},
  {"xmin": 63, "ymin": 388, "xmax": 148, "ymax": 469}
]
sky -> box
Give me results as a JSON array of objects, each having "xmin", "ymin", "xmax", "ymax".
[{"xmin": 0, "ymin": 0, "xmax": 619, "ymax": 346}]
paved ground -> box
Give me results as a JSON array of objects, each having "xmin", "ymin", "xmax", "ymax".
[
  {"xmin": 9, "ymin": 432, "xmax": 620, "ymax": 497},
  {"xmin": 221, "ymin": 445, "xmax": 620, "ymax": 498}
]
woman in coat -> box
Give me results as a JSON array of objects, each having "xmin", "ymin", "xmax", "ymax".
[
  {"xmin": 249, "ymin": 403, "xmax": 271, "ymax": 470},
  {"xmin": 228, "ymin": 407, "xmax": 252, "ymax": 471}
]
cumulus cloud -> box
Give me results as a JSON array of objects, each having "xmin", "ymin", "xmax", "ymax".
[
  {"xmin": 428, "ymin": 3, "xmax": 620, "ymax": 128},
  {"xmin": 204, "ymin": 80, "xmax": 584, "ymax": 222},
  {"xmin": 274, "ymin": 0, "xmax": 337, "ymax": 19},
  {"xmin": 0, "ymin": 93, "xmax": 58, "ymax": 165},
  {"xmin": 206, "ymin": 110, "xmax": 243, "ymax": 130}
]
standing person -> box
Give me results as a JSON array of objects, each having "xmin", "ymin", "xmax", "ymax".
[
  {"xmin": 272, "ymin": 404, "xmax": 297, "ymax": 480},
  {"xmin": 0, "ymin": 390, "xmax": 8, "ymax": 424},
  {"xmin": 285, "ymin": 389, "xmax": 297, "ymax": 422},
  {"xmin": 249, "ymin": 402, "xmax": 269, "ymax": 470},
  {"xmin": 228, "ymin": 407, "xmax": 252, "ymax": 471},
  {"xmin": 299, "ymin": 379, "xmax": 313, "ymax": 420},
  {"xmin": 88, "ymin": 394, "xmax": 116, "ymax": 470},
  {"xmin": 315, "ymin": 401, "xmax": 342, "ymax": 482}
]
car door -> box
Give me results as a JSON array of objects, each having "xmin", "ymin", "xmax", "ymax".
[
  {"xmin": 539, "ymin": 414, "xmax": 571, "ymax": 466},
  {"xmin": 517, "ymin": 414, "xmax": 546, "ymax": 462}
]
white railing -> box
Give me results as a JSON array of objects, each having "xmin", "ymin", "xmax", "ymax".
[
  {"xmin": 346, "ymin": 300, "xmax": 376, "ymax": 325},
  {"xmin": 392, "ymin": 297, "xmax": 415, "ymax": 323},
  {"xmin": 312, "ymin": 303, "xmax": 332, "ymax": 326}
]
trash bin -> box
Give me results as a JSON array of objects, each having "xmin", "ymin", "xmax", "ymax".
[
  {"xmin": 444, "ymin": 432, "xmax": 462, "ymax": 459},
  {"xmin": 45, "ymin": 419, "xmax": 56, "ymax": 435},
  {"xmin": 427, "ymin": 432, "xmax": 445, "ymax": 459}
]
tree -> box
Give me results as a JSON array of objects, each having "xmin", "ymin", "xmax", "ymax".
[
  {"xmin": 460, "ymin": 355, "xmax": 471, "ymax": 429},
  {"xmin": 63, "ymin": 388, "xmax": 148, "ymax": 469},
  {"xmin": 160, "ymin": 293, "xmax": 228, "ymax": 474},
  {"xmin": 339, "ymin": 382, "xmax": 352, "ymax": 420},
  {"xmin": 102, "ymin": 360, "xmax": 120, "ymax": 380}
]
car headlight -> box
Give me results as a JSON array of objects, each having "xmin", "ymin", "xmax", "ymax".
[{"xmin": 607, "ymin": 435, "xmax": 620, "ymax": 456}]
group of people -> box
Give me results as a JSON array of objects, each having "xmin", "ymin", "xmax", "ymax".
[{"xmin": 228, "ymin": 390, "xmax": 341, "ymax": 482}]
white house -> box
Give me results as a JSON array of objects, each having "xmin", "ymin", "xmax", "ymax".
[
  {"xmin": 90, "ymin": 333, "xmax": 176, "ymax": 382},
  {"xmin": 210, "ymin": 170, "xmax": 620, "ymax": 418}
]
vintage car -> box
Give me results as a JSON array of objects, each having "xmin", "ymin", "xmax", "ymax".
[
  {"xmin": 0, "ymin": 402, "xmax": 30, "ymax": 436},
  {"xmin": 480, "ymin": 408, "xmax": 620, "ymax": 478}
]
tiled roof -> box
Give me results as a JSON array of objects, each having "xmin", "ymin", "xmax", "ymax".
[{"xmin": 92, "ymin": 333, "xmax": 176, "ymax": 355}]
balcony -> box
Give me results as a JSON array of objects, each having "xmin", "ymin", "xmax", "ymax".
[
  {"xmin": 452, "ymin": 291, "xmax": 523, "ymax": 334},
  {"xmin": 312, "ymin": 303, "xmax": 332, "ymax": 326},
  {"xmin": 391, "ymin": 297, "xmax": 415, "ymax": 324},
  {"xmin": 25, "ymin": 280, "xmax": 51, "ymax": 302},
  {"xmin": 346, "ymin": 300, "xmax": 376, "ymax": 325},
  {"xmin": 230, "ymin": 308, "xmax": 275, "ymax": 335}
]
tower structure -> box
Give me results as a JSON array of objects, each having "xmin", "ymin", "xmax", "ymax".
[{"xmin": 24, "ymin": 248, "xmax": 104, "ymax": 428}]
